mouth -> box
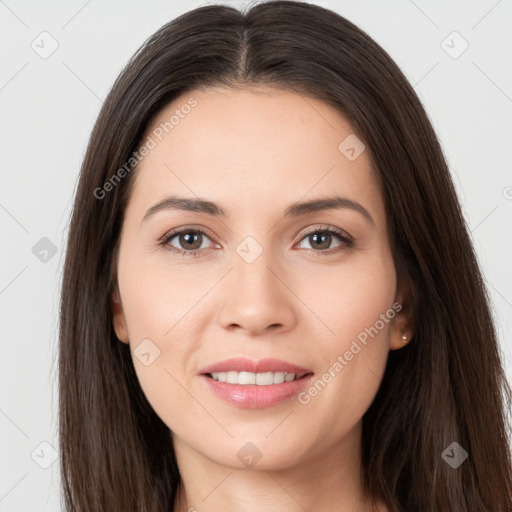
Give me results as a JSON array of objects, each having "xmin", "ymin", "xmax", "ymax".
[
  {"xmin": 200, "ymin": 370, "xmax": 315, "ymax": 408},
  {"xmin": 198, "ymin": 358, "xmax": 314, "ymax": 407},
  {"xmin": 205, "ymin": 371, "xmax": 313, "ymax": 385}
]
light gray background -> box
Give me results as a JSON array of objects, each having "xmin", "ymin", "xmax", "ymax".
[{"xmin": 1, "ymin": 0, "xmax": 511, "ymax": 509}]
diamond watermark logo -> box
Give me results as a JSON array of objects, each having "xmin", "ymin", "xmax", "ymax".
[
  {"xmin": 31, "ymin": 441, "xmax": 58, "ymax": 469},
  {"xmin": 441, "ymin": 441, "xmax": 468, "ymax": 468},
  {"xmin": 236, "ymin": 236, "xmax": 263, "ymax": 264},
  {"xmin": 441, "ymin": 31, "xmax": 469, "ymax": 60},
  {"xmin": 237, "ymin": 442, "xmax": 263, "ymax": 468},
  {"xmin": 31, "ymin": 31, "xmax": 59, "ymax": 59},
  {"xmin": 338, "ymin": 134, "xmax": 366, "ymax": 161},
  {"xmin": 133, "ymin": 338, "xmax": 161, "ymax": 366},
  {"xmin": 32, "ymin": 237, "xmax": 58, "ymax": 263}
]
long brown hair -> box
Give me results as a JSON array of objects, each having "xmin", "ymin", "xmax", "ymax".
[{"xmin": 59, "ymin": 1, "xmax": 512, "ymax": 510}]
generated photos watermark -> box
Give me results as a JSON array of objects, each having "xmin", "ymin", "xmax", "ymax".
[
  {"xmin": 93, "ymin": 97, "xmax": 198, "ymax": 200},
  {"xmin": 298, "ymin": 301, "xmax": 403, "ymax": 405}
]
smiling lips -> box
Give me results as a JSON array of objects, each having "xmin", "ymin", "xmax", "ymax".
[
  {"xmin": 210, "ymin": 371, "xmax": 301, "ymax": 385},
  {"xmin": 199, "ymin": 357, "xmax": 312, "ymax": 375},
  {"xmin": 199, "ymin": 357, "xmax": 314, "ymax": 408}
]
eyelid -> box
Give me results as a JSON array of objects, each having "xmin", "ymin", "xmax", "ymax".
[
  {"xmin": 159, "ymin": 224, "xmax": 352, "ymax": 243},
  {"xmin": 158, "ymin": 225, "xmax": 217, "ymax": 244},
  {"xmin": 297, "ymin": 224, "xmax": 352, "ymax": 242},
  {"xmin": 159, "ymin": 223, "xmax": 354, "ymax": 256}
]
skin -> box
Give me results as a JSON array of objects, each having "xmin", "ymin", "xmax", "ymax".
[{"xmin": 112, "ymin": 85, "xmax": 413, "ymax": 512}]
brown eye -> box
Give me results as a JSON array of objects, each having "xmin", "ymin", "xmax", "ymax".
[
  {"xmin": 308, "ymin": 232, "xmax": 333, "ymax": 250},
  {"xmin": 160, "ymin": 228, "xmax": 214, "ymax": 256},
  {"xmin": 175, "ymin": 231, "xmax": 203, "ymax": 251},
  {"xmin": 297, "ymin": 228, "xmax": 353, "ymax": 253}
]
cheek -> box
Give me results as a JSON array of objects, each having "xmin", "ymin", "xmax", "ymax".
[
  {"xmin": 116, "ymin": 253, "xmax": 209, "ymax": 418},
  {"xmin": 292, "ymin": 248, "xmax": 396, "ymax": 349},
  {"xmin": 292, "ymin": 251, "xmax": 396, "ymax": 414},
  {"xmin": 119, "ymin": 246, "xmax": 210, "ymax": 338}
]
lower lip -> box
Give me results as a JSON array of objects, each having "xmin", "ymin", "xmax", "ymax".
[{"xmin": 200, "ymin": 373, "xmax": 314, "ymax": 409}]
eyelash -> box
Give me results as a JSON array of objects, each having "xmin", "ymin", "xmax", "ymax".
[{"xmin": 158, "ymin": 225, "xmax": 354, "ymax": 257}]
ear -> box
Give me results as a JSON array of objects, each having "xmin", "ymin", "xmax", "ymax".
[
  {"xmin": 111, "ymin": 287, "xmax": 130, "ymax": 344},
  {"xmin": 390, "ymin": 286, "xmax": 415, "ymax": 350}
]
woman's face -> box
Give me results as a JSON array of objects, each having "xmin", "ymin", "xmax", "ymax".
[{"xmin": 112, "ymin": 86, "xmax": 411, "ymax": 470}]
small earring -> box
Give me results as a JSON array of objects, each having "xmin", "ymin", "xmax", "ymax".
[{"xmin": 401, "ymin": 329, "xmax": 407, "ymax": 343}]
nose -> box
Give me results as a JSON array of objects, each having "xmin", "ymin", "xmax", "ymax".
[{"xmin": 216, "ymin": 248, "xmax": 297, "ymax": 337}]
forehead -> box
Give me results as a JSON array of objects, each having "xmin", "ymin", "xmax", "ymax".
[{"xmin": 128, "ymin": 86, "xmax": 384, "ymax": 228}]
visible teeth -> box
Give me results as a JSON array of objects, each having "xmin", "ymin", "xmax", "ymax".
[
  {"xmin": 239, "ymin": 371, "xmax": 255, "ymax": 385},
  {"xmin": 226, "ymin": 371, "xmax": 238, "ymax": 384},
  {"xmin": 210, "ymin": 371, "xmax": 299, "ymax": 385}
]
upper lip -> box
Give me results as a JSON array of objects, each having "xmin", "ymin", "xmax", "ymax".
[{"xmin": 199, "ymin": 357, "xmax": 313, "ymax": 375}]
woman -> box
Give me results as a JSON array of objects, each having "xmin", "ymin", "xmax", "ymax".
[{"xmin": 59, "ymin": 1, "xmax": 512, "ymax": 511}]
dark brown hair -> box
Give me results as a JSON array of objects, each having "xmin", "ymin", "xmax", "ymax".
[{"xmin": 59, "ymin": 1, "xmax": 512, "ymax": 510}]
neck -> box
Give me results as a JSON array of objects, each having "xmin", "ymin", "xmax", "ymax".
[{"xmin": 171, "ymin": 421, "xmax": 385, "ymax": 512}]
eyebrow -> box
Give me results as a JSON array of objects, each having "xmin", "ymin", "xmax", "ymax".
[{"xmin": 142, "ymin": 194, "xmax": 374, "ymax": 226}]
